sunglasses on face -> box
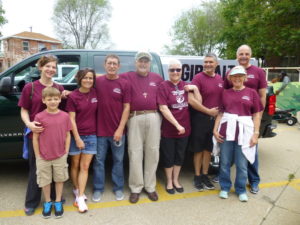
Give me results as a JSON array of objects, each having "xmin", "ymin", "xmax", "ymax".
[{"xmin": 169, "ymin": 68, "xmax": 182, "ymax": 72}]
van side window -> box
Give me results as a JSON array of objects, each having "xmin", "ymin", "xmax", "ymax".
[
  {"xmin": 93, "ymin": 55, "xmax": 161, "ymax": 75},
  {"xmin": 93, "ymin": 55, "xmax": 136, "ymax": 75},
  {"xmin": 13, "ymin": 55, "xmax": 80, "ymax": 92},
  {"xmin": 55, "ymin": 55, "xmax": 80, "ymax": 84},
  {"xmin": 14, "ymin": 61, "xmax": 39, "ymax": 92},
  {"xmin": 151, "ymin": 57, "xmax": 161, "ymax": 75}
]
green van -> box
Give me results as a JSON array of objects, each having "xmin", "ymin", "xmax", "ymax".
[
  {"xmin": 0, "ymin": 50, "xmax": 164, "ymax": 159},
  {"xmin": 0, "ymin": 49, "xmax": 276, "ymax": 160}
]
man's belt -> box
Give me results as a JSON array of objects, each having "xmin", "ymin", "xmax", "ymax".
[{"xmin": 129, "ymin": 110, "xmax": 157, "ymax": 118}]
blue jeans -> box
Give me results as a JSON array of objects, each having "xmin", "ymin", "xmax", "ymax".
[
  {"xmin": 93, "ymin": 136, "xmax": 125, "ymax": 192},
  {"xmin": 247, "ymin": 145, "xmax": 260, "ymax": 187},
  {"xmin": 219, "ymin": 140, "xmax": 248, "ymax": 195}
]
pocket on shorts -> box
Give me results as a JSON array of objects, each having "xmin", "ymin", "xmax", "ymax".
[
  {"xmin": 63, "ymin": 162, "xmax": 69, "ymax": 181},
  {"xmin": 83, "ymin": 136, "xmax": 97, "ymax": 152},
  {"xmin": 35, "ymin": 158, "xmax": 44, "ymax": 186}
]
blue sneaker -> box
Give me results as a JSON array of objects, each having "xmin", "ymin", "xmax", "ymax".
[
  {"xmin": 219, "ymin": 191, "xmax": 228, "ymax": 199},
  {"xmin": 239, "ymin": 193, "xmax": 248, "ymax": 202},
  {"xmin": 42, "ymin": 202, "xmax": 52, "ymax": 219},
  {"xmin": 53, "ymin": 201, "xmax": 64, "ymax": 218}
]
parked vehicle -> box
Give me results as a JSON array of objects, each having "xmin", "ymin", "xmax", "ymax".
[
  {"xmin": 0, "ymin": 50, "xmax": 276, "ymax": 159},
  {"xmin": 273, "ymin": 108, "xmax": 298, "ymax": 126}
]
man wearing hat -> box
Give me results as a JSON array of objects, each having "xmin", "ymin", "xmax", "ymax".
[{"xmin": 122, "ymin": 51, "xmax": 163, "ymax": 203}]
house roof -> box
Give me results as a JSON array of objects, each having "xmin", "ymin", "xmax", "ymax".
[{"xmin": 1, "ymin": 31, "xmax": 62, "ymax": 44}]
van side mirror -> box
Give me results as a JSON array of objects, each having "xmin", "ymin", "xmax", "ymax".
[{"xmin": 0, "ymin": 77, "xmax": 12, "ymax": 95}]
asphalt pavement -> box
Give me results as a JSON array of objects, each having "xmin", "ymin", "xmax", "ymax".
[{"xmin": 0, "ymin": 123, "xmax": 299, "ymax": 225}]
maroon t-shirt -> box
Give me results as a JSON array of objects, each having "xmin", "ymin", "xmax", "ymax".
[
  {"xmin": 121, "ymin": 72, "xmax": 163, "ymax": 111},
  {"xmin": 157, "ymin": 80, "xmax": 191, "ymax": 138},
  {"xmin": 18, "ymin": 80, "xmax": 64, "ymax": 121},
  {"xmin": 66, "ymin": 88, "xmax": 98, "ymax": 136},
  {"xmin": 219, "ymin": 87, "xmax": 263, "ymax": 138},
  {"xmin": 95, "ymin": 75, "xmax": 130, "ymax": 137},
  {"xmin": 224, "ymin": 65, "xmax": 267, "ymax": 92},
  {"xmin": 34, "ymin": 110, "xmax": 72, "ymax": 160},
  {"xmin": 191, "ymin": 72, "xmax": 223, "ymax": 109}
]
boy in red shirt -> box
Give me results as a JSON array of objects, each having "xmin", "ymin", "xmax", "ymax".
[{"xmin": 33, "ymin": 87, "xmax": 71, "ymax": 219}]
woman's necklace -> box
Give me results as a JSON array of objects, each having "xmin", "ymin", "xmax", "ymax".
[{"xmin": 79, "ymin": 88, "xmax": 91, "ymax": 102}]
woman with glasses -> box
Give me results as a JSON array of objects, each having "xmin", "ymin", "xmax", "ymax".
[
  {"xmin": 66, "ymin": 68, "xmax": 98, "ymax": 213},
  {"xmin": 157, "ymin": 59, "xmax": 198, "ymax": 194}
]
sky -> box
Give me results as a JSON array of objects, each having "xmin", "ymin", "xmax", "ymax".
[{"xmin": 1, "ymin": 0, "xmax": 200, "ymax": 54}]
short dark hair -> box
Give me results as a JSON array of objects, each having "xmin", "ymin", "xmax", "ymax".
[
  {"xmin": 205, "ymin": 53, "xmax": 218, "ymax": 62},
  {"xmin": 75, "ymin": 68, "xmax": 96, "ymax": 87},
  {"xmin": 104, "ymin": 54, "xmax": 120, "ymax": 64}
]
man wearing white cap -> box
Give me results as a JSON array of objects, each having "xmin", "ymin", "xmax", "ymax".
[{"xmin": 122, "ymin": 51, "xmax": 163, "ymax": 203}]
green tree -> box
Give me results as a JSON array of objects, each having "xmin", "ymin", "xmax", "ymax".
[
  {"xmin": 220, "ymin": 0, "xmax": 300, "ymax": 61},
  {"xmin": 165, "ymin": 1, "xmax": 224, "ymax": 56},
  {"xmin": 0, "ymin": 4, "xmax": 8, "ymax": 36},
  {"xmin": 53, "ymin": 0, "xmax": 111, "ymax": 49}
]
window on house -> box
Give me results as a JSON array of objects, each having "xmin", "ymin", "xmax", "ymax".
[
  {"xmin": 38, "ymin": 43, "xmax": 46, "ymax": 51},
  {"xmin": 23, "ymin": 41, "xmax": 29, "ymax": 51},
  {"xmin": 51, "ymin": 44, "xmax": 58, "ymax": 50}
]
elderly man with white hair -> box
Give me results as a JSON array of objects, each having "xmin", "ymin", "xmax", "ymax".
[
  {"xmin": 122, "ymin": 51, "xmax": 163, "ymax": 203},
  {"xmin": 157, "ymin": 58, "xmax": 199, "ymax": 194}
]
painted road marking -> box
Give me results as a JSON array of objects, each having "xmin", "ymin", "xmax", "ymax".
[{"xmin": 0, "ymin": 178, "xmax": 299, "ymax": 218}]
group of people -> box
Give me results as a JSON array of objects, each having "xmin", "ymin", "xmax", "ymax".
[{"xmin": 19, "ymin": 44, "xmax": 267, "ymax": 219}]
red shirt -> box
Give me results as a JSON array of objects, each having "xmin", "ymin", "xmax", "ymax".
[
  {"xmin": 191, "ymin": 72, "xmax": 223, "ymax": 109},
  {"xmin": 18, "ymin": 80, "xmax": 64, "ymax": 121},
  {"xmin": 157, "ymin": 80, "xmax": 191, "ymax": 138},
  {"xmin": 34, "ymin": 110, "xmax": 72, "ymax": 160},
  {"xmin": 95, "ymin": 75, "xmax": 130, "ymax": 136},
  {"xmin": 66, "ymin": 88, "xmax": 98, "ymax": 135},
  {"xmin": 219, "ymin": 87, "xmax": 263, "ymax": 138},
  {"xmin": 224, "ymin": 65, "xmax": 267, "ymax": 92},
  {"xmin": 121, "ymin": 72, "xmax": 163, "ymax": 111}
]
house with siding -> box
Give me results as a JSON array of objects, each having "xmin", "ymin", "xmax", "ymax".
[{"xmin": 0, "ymin": 31, "xmax": 62, "ymax": 71}]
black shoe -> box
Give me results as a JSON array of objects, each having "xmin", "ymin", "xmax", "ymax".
[
  {"xmin": 174, "ymin": 186, "xmax": 184, "ymax": 193},
  {"xmin": 53, "ymin": 201, "xmax": 64, "ymax": 218},
  {"xmin": 194, "ymin": 175, "xmax": 204, "ymax": 191},
  {"xmin": 42, "ymin": 202, "xmax": 52, "ymax": 219},
  {"xmin": 201, "ymin": 174, "xmax": 215, "ymax": 190},
  {"xmin": 24, "ymin": 207, "xmax": 35, "ymax": 216},
  {"xmin": 165, "ymin": 187, "xmax": 175, "ymax": 194}
]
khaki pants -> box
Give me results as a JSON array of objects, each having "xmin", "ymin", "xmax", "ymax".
[{"xmin": 128, "ymin": 112, "xmax": 162, "ymax": 193}]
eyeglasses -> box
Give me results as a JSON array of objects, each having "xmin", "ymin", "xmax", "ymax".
[{"xmin": 169, "ymin": 68, "xmax": 182, "ymax": 72}]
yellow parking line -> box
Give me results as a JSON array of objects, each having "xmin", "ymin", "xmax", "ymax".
[
  {"xmin": 275, "ymin": 126, "xmax": 299, "ymax": 132},
  {"xmin": 0, "ymin": 179, "xmax": 299, "ymax": 218}
]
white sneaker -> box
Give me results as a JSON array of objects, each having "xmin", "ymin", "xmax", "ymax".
[
  {"xmin": 77, "ymin": 196, "xmax": 88, "ymax": 213},
  {"xmin": 73, "ymin": 189, "xmax": 87, "ymax": 201},
  {"xmin": 92, "ymin": 191, "xmax": 102, "ymax": 202},
  {"xmin": 115, "ymin": 190, "xmax": 124, "ymax": 201}
]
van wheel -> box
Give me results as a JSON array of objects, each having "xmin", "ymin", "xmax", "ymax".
[{"xmin": 286, "ymin": 117, "xmax": 297, "ymax": 126}]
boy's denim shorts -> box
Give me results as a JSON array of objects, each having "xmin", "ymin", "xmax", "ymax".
[{"xmin": 69, "ymin": 135, "xmax": 97, "ymax": 155}]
